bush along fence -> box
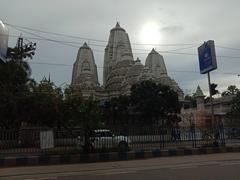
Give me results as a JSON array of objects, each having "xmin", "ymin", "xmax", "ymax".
[{"xmin": 0, "ymin": 125, "xmax": 240, "ymax": 156}]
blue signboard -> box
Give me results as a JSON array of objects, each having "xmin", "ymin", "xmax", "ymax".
[{"xmin": 198, "ymin": 40, "xmax": 217, "ymax": 74}]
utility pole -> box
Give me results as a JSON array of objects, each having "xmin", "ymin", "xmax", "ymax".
[
  {"xmin": 16, "ymin": 37, "xmax": 23, "ymax": 63},
  {"xmin": 8, "ymin": 36, "xmax": 36, "ymax": 63}
]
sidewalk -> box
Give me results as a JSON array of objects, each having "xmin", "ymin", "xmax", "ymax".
[{"xmin": 0, "ymin": 145, "xmax": 240, "ymax": 168}]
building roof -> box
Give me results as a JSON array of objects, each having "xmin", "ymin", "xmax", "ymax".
[
  {"xmin": 80, "ymin": 42, "xmax": 90, "ymax": 49},
  {"xmin": 195, "ymin": 85, "xmax": 205, "ymax": 97},
  {"xmin": 111, "ymin": 22, "xmax": 125, "ymax": 31}
]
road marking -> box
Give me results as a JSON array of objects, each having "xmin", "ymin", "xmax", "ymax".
[
  {"xmin": 170, "ymin": 165, "xmax": 198, "ymax": 170},
  {"xmin": 220, "ymin": 161, "xmax": 240, "ymax": 166},
  {"xmin": 169, "ymin": 161, "xmax": 221, "ymax": 170},
  {"xmin": 25, "ymin": 177, "xmax": 57, "ymax": 180},
  {"xmin": 97, "ymin": 170, "xmax": 137, "ymax": 176}
]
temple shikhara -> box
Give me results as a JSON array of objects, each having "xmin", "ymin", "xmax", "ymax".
[{"xmin": 71, "ymin": 23, "xmax": 184, "ymax": 100}]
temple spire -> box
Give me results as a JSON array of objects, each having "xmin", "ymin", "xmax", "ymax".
[
  {"xmin": 83, "ymin": 42, "xmax": 88, "ymax": 47},
  {"xmin": 151, "ymin": 48, "xmax": 156, "ymax": 53},
  {"xmin": 115, "ymin": 22, "xmax": 121, "ymax": 28},
  {"xmin": 103, "ymin": 23, "xmax": 133, "ymax": 90}
]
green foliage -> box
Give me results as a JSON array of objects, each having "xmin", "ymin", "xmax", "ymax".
[
  {"xmin": 0, "ymin": 59, "xmax": 102, "ymax": 130},
  {"xmin": 226, "ymin": 92, "xmax": 240, "ymax": 127},
  {"xmin": 103, "ymin": 80, "xmax": 180, "ymax": 126},
  {"xmin": 0, "ymin": 60, "xmax": 180, "ymax": 130},
  {"xmin": 130, "ymin": 80, "xmax": 180, "ymax": 124},
  {"xmin": 204, "ymin": 96, "xmax": 212, "ymax": 103},
  {"xmin": 64, "ymin": 96, "xmax": 102, "ymax": 129},
  {"xmin": 0, "ymin": 60, "xmax": 32, "ymax": 128},
  {"xmin": 210, "ymin": 83, "xmax": 218, "ymax": 95},
  {"xmin": 24, "ymin": 82, "xmax": 64, "ymax": 127},
  {"xmin": 222, "ymin": 85, "xmax": 240, "ymax": 97},
  {"xmin": 0, "ymin": 60, "xmax": 30, "ymax": 91},
  {"xmin": 232, "ymin": 92, "xmax": 240, "ymax": 112},
  {"xmin": 0, "ymin": 60, "xmax": 65, "ymax": 128},
  {"xmin": 0, "ymin": 91, "xmax": 22, "ymax": 128},
  {"xmin": 62, "ymin": 95, "xmax": 103, "ymax": 153},
  {"xmin": 103, "ymin": 95, "xmax": 130, "ymax": 125}
]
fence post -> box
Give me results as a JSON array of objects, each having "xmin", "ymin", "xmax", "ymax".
[
  {"xmin": 219, "ymin": 122, "xmax": 225, "ymax": 146},
  {"xmin": 191, "ymin": 124, "xmax": 196, "ymax": 148},
  {"xmin": 160, "ymin": 122, "xmax": 165, "ymax": 149}
]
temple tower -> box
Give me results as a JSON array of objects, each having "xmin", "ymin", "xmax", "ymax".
[
  {"xmin": 145, "ymin": 48, "xmax": 167, "ymax": 78},
  {"xmin": 103, "ymin": 23, "xmax": 134, "ymax": 93},
  {"xmin": 144, "ymin": 49, "xmax": 184, "ymax": 100},
  {"xmin": 71, "ymin": 42, "xmax": 99, "ymax": 97}
]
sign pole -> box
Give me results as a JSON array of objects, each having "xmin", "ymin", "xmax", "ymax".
[
  {"xmin": 198, "ymin": 40, "xmax": 217, "ymax": 126},
  {"xmin": 207, "ymin": 72, "xmax": 214, "ymax": 126},
  {"xmin": 198, "ymin": 40, "xmax": 218, "ymax": 145}
]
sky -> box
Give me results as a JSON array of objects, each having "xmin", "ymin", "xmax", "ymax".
[{"xmin": 1, "ymin": 0, "xmax": 240, "ymax": 96}]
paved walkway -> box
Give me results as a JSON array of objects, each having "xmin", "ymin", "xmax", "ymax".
[{"xmin": 1, "ymin": 152, "xmax": 240, "ymax": 180}]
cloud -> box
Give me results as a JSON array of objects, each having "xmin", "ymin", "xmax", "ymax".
[
  {"xmin": 1, "ymin": 0, "xmax": 240, "ymax": 93},
  {"xmin": 161, "ymin": 25, "xmax": 184, "ymax": 34}
]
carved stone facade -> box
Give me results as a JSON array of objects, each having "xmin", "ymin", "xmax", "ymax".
[{"xmin": 71, "ymin": 23, "xmax": 184, "ymax": 100}]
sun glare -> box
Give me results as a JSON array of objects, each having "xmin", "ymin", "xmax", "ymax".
[{"xmin": 140, "ymin": 22, "xmax": 161, "ymax": 45}]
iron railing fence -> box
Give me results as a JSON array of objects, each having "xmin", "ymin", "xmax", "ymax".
[{"xmin": 0, "ymin": 125, "xmax": 240, "ymax": 155}]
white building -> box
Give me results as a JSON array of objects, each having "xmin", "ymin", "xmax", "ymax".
[{"xmin": 71, "ymin": 23, "xmax": 184, "ymax": 100}]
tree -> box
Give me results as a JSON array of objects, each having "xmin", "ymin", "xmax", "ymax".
[
  {"xmin": 0, "ymin": 37, "xmax": 36, "ymax": 128},
  {"xmin": 20, "ymin": 80, "xmax": 64, "ymax": 128},
  {"xmin": 210, "ymin": 83, "xmax": 219, "ymax": 96},
  {"xmin": 103, "ymin": 95, "xmax": 130, "ymax": 126},
  {"xmin": 0, "ymin": 60, "xmax": 31, "ymax": 91},
  {"xmin": 226, "ymin": 92, "xmax": 240, "ymax": 127},
  {"xmin": 0, "ymin": 60, "xmax": 32, "ymax": 128},
  {"xmin": 63, "ymin": 95, "xmax": 102, "ymax": 152},
  {"xmin": 130, "ymin": 80, "xmax": 180, "ymax": 126},
  {"xmin": 222, "ymin": 85, "xmax": 240, "ymax": 97},
  {"xmin": 204, "ymin": 96, "xmax": 212, "ymax": 103}
]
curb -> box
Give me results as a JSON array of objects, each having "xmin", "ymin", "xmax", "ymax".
[{"xmin": 1, "ymin": 146, "xmax": 240, "ymax": 168}]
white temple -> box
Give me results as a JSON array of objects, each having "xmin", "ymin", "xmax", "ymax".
[{"xmin": 71, "ymin": 23, "xmax": 184, "ymax": 100}]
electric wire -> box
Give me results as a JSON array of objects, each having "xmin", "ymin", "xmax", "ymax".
[
  {"xmin": 4, "ymin": 24, "xmax": 240, "ymax": 58},
  {"xmin": 28, "ymin": 61, "xmax": 240, "ymax": 76},
  {"xmin": 5, "ymin": 22, "xmax": 240, "ymax": 52},
  {"xmin": 5, "ymin": 23, "xmax": 199, "ymax": 46},
  {"xmin": 4, "ymin": 22, "xmax": 240, "ymax": 76}
]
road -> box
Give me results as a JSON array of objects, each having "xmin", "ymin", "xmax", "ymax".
[{"xmin": 1, "ymin": 153, "xmax": 240, "ymax": 180}]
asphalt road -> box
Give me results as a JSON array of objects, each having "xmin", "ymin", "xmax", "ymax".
[{"xmin": 1, "ymin": 152, "xmax": 240, "ymax": 180}]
